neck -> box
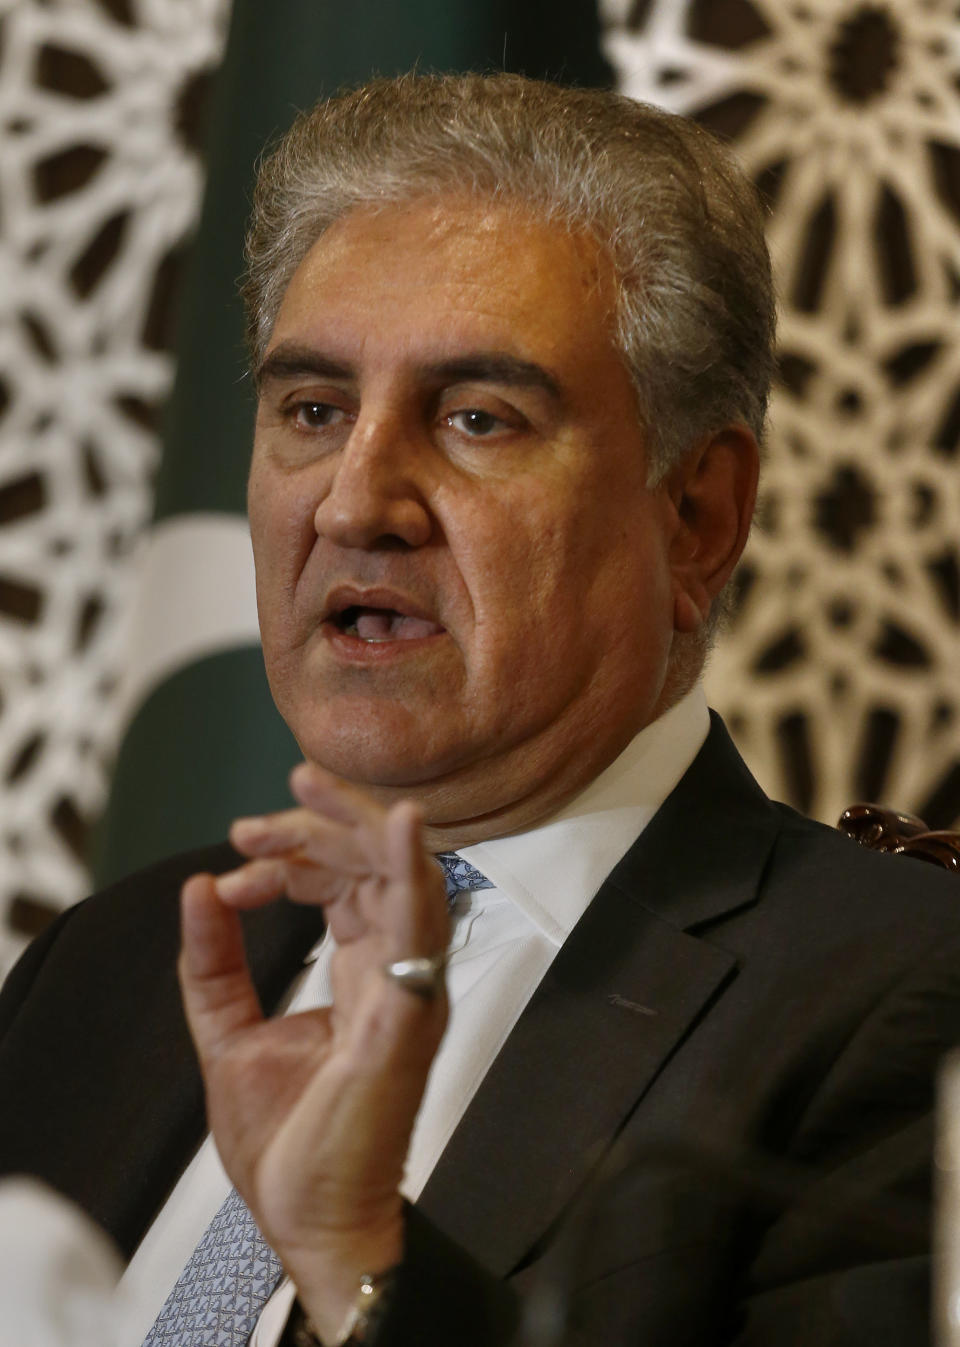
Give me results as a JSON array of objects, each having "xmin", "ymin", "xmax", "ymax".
[{"xmin": 359, "ymin": 689, "xmax": 695, "ymax": 851}]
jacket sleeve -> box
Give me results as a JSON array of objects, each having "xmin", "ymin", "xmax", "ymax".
[
  {"xmin": 375, "ymin": 1203, "xmax": 520, "ymax": 1347},
  {"xmin": 376, "ymin": 936, "xmax": 960, "ymax": 1347},
  {"xmin": 0, "ymin": 908, "xmax": 78, "ymax": 1040},
  {"xmin": 725, "ymin": 939, "xmax": 960, "ymax": 1345}
]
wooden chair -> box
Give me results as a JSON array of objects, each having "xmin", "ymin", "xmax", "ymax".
[{"xmin": 837, "ymin": 803, "xmax": 960, "ymax": 872}]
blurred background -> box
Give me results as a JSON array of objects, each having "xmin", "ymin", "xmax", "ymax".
[{"xmin": 0, "ymin": 0, "xmax": 958, "ymax": 978}]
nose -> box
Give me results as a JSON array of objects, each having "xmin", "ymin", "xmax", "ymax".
[{"xmin": 313, "ymin": 415, "xmax": 433, "ymax": 550}]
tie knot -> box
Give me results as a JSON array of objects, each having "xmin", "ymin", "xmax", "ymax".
[{"xmin": 435, "ymin": 852, "xmax": 494, "ymax": 902}]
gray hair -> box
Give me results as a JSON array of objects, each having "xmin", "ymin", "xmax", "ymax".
[{"xmin": 243, "ymin": 71, "xmax": 776, "ymax": 480}]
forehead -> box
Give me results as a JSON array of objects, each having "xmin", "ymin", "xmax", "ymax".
[{"xmin": 266, "ymin": 196, "xmax": 619, "ymax": 368}]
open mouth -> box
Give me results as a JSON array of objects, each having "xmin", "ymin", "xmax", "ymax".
[{"xmin": 333, "ymin": 605, "xmax": 445, "ymax": 643}]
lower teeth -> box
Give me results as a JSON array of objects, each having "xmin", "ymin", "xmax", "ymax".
[{"xmin": 344, "ymin": 623, "xmax": 392, "ymax": 642}]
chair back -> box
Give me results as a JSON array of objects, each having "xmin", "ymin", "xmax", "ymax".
[{"xmin": 838, "ymin": 803, "xmax": 960, "ymax": 872}]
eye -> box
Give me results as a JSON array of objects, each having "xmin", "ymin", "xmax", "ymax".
[
  {"xmin": 446, "ymin": 408, "xmax": 505, "ymax": 437},
  {"xmin": 291, "ymin": 401, "xmax": 349, "ymax": 430}
]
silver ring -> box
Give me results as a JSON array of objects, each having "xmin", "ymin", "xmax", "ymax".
[{"xmin": 382, "ymin": 954, "xmax": 447, "ymax": 999}]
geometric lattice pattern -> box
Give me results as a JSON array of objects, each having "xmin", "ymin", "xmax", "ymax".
[
  {"xmin": 143, "ymin": 1186, "xmax": 282, "ymax": 1347},
  {"xmin": 0, "ymin": 0, "xmax": 229, "ymax": 972},
  {"xmin": 605, "ymin": 0, "xmax": 960, "ymax": 829},
  {"xmin": 3, "ymin": 0, "xmax": 959, "ymax": 975}
]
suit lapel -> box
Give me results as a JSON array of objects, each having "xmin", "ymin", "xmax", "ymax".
[
  {"xmin": 419, "ymin": 715, "xmax": 783, "ymax": 1276},
  {"xmin": 419, "ymin": 897, "xmax": 737, "ymax": 1276}
]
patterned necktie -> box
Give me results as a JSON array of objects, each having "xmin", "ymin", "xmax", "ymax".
[
  {"xmin": 143, "ymin": 856, "xmax": 493, "ymax": 1346},
  {"xmin": 142, "ymin": 1186, "xmax": 281, "ymax": 1346},
  {"xmin": 435, "ymin": 852, "xmax": 495, "ymax": 902}
]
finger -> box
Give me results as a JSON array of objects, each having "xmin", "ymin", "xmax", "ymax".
[
  {"xmin": 229, "ymin": 809, "xmax": 374, "ymax": 874},
  {"xmin": 382, "ymin": 801, "xmax": 449, "ymax": 959},
  {"xmin": 213, "ymin": 858, "xmax": 289, "ymax": 908},
  {"xmin": 342, "ymin": 967, "xmax": 447, "ymax": 1079},
  {"xmin": 179, "ymin": 874, "xmax": 264, "ymax": 1057},
  {"xmin": 327, "ymin": 807, "xmax": 446, "ymax": 1014},
  {"xmin": 290, "ymin": 761, "xmax": 388, "ymax": 832},
  {"xmin": 329, "ymin": 917, "xmax": 448, "ymax": 1060},
  {"xmin": 216, "ymin": 855, "xmax": 368, "ymax": 947},
  {"xmin": 342, "ymin": 925, "xmax": 449, "ymax": 1072}
]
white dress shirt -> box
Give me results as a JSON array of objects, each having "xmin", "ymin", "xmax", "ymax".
[{"xmin": 117, "ymin": 687, "xmax": 710, "ymax": 1346}]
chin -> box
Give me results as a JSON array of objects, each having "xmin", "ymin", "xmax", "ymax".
[{"xmin": 292, "ymin": 711, "xmax": 463, "ymax": 790}]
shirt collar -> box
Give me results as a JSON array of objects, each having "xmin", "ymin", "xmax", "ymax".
[{"xmin": 456, "ymin": 685, "xmax": 710, "ymax": 945}]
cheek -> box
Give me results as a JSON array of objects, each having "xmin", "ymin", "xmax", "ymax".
[
  {"xmin": 456, "ymin": 505, "xmax": 570, "ymax": 639},
  {"xmin": 249, "ymin": 472, "xmax": 319, "ymax": 596},
  {"xmin": 454, "ymin": 500, "xmax": 605, "ymax": 682},
  {"xmin": 462, "ymin": 476, "xmax": 607, "ymax": 597}
]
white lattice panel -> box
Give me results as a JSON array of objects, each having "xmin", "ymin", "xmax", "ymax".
[
  {"xmin": 605, "ymin": 0, "xmax": 960, "ymax": 827},
  {"xmin": 0, "ymin": 0, "xmax": 230, "ymax": 976}
]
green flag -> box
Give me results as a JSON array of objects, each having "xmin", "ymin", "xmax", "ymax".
[{"xmin": 94, "ymin": 0, "xmax": 612, "ymax": 885}]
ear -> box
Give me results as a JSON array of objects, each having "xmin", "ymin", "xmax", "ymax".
[{"xmin": 664, "ymin": 425, "xmax": 759, "ymax": 635}]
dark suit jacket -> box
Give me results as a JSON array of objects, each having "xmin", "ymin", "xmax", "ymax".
[{"xmin": 2, "ymin": 715, "xmax": 960, "ymax": 1346}]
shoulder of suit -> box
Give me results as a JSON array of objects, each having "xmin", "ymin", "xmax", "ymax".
[
  {"xmin": 766, "ymin": 799, "xmax": 960, "ymax": 930},
  {"xmin": 10, "ymin": 839, "xmax": 242, "ymax": 970}
]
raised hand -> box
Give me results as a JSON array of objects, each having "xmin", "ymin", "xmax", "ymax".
[{"xmin": 177, "ymin": 762, "xmax": 450, "ymax": 1338}]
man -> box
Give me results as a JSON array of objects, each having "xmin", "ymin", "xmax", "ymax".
[{"xmin": 2, "ymin": 73, "xmax": 959, "ymax": 1346}]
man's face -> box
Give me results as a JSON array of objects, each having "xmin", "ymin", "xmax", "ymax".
[{"xmin": 249, "ymin": 197, "xmax": 687, "ymax": 829}]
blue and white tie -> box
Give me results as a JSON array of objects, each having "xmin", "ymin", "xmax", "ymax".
[
  {"xmin": 435, "ymin": 852, "xmax": 495, "ymax": 902},
  {"xmin": 143, "ymin": 1186, "xmax": 282, "ymax": 1346}
]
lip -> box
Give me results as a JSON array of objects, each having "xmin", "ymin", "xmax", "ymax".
[
  {"xmin": 322, "ymin": 584, "xmax": 443, "ymax": 627},
  {"xmin": 320, "ymin": 583, "xmax": 448, "ymax": 660}
]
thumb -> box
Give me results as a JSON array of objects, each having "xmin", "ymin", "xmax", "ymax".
[{"xmin": 178, "ymin": 873, "xmax": 264, "ymax": 1061}]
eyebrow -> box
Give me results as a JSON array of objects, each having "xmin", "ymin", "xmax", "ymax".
[
  {"xmin": 256, "ymin": 346, "xmax": 351, "ymax": 388},
  {"xmin": 427, "ymin": 355, "xmax": 562, "ymax": 401},
  {"xmin": 256, "ymin": 343, "xmax": 562, "ymax": 402}
]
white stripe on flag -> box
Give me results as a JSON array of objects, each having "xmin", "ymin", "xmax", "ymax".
[{"xmin": 117, "ymin": 513, "xmax": 260, "ymax": 727}]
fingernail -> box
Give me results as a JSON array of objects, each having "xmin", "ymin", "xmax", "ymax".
[
  {"xmin": 230, "ymin": 817, "xmax": 266, "ymax": 841},
  {"xmin": 291, "ymin": 761, "xmax": 328, "ymax": 788},
  {"xmin": 213, "ymin": 871, "xmax": 245, "ymax": 899}
]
